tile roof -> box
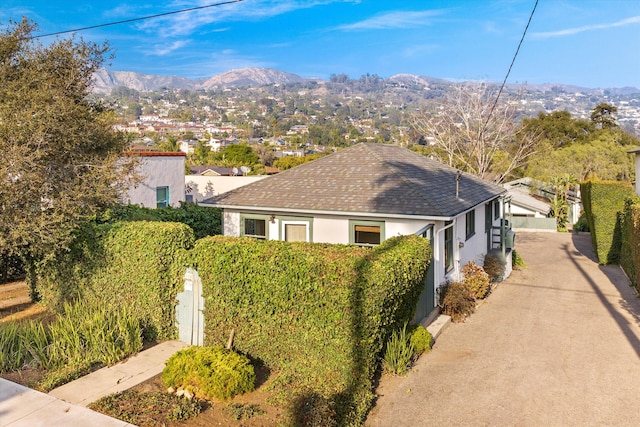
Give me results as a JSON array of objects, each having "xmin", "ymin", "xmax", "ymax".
[{"xmin": 204, "ymin": 143, "xmax": 506, "ymax": 218}]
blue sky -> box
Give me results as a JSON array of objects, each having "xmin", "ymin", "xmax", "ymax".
[{"xmin": 2, "ymin": 1, "xmax": 639, "ymax": 88}]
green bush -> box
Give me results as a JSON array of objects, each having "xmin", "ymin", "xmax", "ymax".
[
  {"xmin": 162, "ymin": 346, "xmax": 256, "ymax": 400},
  {"xmin": 192, "ymin": 234, "xmax": 431, "ymax": 425},
  {"xmin": 438, "ymin": 280, "xmax": 475, "ymax": 322},
  {"xmin": 382, "ymin": 323, "xmax": 414, "ymax": 375},
  {"xmin": 461, "ymin": 261, "xmax": 491, "ymax": 299},
  {"xmin": 581, "ymin": 180, "xmax": 635, "ymax": 264},
  {"xmin": 35, "ymin": 221, "xmax": 195, "ymax": 340},
  {"xmin": 573, "ymin": 212, "xmax": 590, "ymax": 232},
  {"xmin": 620, "ymin": 198, "xmax": 640, "ymax": 290},
  {"xmin": 100, "ymin": 202, "xmax": 221, "ymax": 239},
  {"xmin": 512, "ymin": 250, "xmax": 527, "ymax": 269},
  {"xmin": 408, "ymin": 324, "xmax": 432, "ymax": 356},
  {"xmin": 0, "ymin": 250, "xmax": 24, "ymax": 284},
  {"xmin": 483, "ymin": 251, "xmax": 506, "ymax": 282}
]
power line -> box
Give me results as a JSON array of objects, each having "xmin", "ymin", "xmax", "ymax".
[
  {"xmin": 484, "ymin": 0, "xmax": 539, "ymax": 128},
  {"xmin": 28, "ymin": 0, "xmax": 244, "ymax": 40}
]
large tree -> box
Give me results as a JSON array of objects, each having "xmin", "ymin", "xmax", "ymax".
[
  {"xmin": 410, "ymin": 82, "xmax": 540, "ymax": 183},
  {"xmin": 0, "ymin": 19, "xmax": 136, "ymax": 261}
]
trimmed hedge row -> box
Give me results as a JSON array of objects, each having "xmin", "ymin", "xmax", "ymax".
[
  {"xmin": 580, "ymin": 180, "xmax": 635, "ymax": 264},
  {"xmin": 100, "ymin": 202, "xmax": 221, "ymax": 240},
  {"xmin": 190, "ymin": 235, "xmax": 432, "ymax": 426},
  {"xmin": 36, "ymin": 221, "xmax": 195, "ymax": 340},
  {"xmin": 620, "ymin": 198, "xmax": 640, "ymax": 289}
]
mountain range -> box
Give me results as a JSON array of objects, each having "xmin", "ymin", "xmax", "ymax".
[{"xmin": 91, "ymin": 67, "xmax": 640, "ymax": 96}]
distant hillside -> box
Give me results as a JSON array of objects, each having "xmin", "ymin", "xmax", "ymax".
[{"xmin": 92, "ymin": 67, "xmax": 306, "ymax": 94}]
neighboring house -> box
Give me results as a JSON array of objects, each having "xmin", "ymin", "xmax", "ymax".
[
  {"xmin": 628, "ymin": 147, "xmax": 640, "ymax": 196},
  {"xmin": 503, "ymin": 178, "xmax": 556, "ymax": 232},
  {"xmin": 201, "ymin": 143, "xmax": 512, "ymax": 322},
  {"xmin": 123, "ymin": 151, "xmax": 186, "ymax": 208}
]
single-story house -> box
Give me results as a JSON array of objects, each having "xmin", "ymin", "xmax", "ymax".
[
  {"xmin": 503, "ymin": 178, "xmax": 556, "ymax": 231},
  {"xmin": 201, "ymin": 143, "xmax": 512, "ymax": 322},
  {"xmin": 123, "ymin": 151, "xmax": 186, "ymax": 208}
]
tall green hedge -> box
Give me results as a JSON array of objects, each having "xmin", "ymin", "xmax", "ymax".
[
  {"xmin": 620, "ymin": 198, "xmax": 640, "ymax": 289},
  {"xmin": 36, "ymin": 221, "xmax": 194, "ymax": 340},
  {"xmin": 190, "ymin": 235, "xmax": 431, "ymax": 426},
  {"xmin": 580, "ymin": 180, "xmax": 635, "ymax": 264}
]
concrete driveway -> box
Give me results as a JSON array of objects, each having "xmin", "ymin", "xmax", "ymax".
[{"xmin": 367, "ymin": 232, "xmax": 640, "ymax": 426}]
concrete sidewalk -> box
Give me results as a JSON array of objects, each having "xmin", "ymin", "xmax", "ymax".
[
  {"xmin": 367, "ymin": 232, "xmax": 640, "ymax": 426},
  {"xmin": 1, "ymin": 340, "xmax": 187, "ymax": 426}
]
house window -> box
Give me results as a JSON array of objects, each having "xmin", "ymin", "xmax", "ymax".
[
  {"xmin": 283, "ymin": 223, "xmax": 308, "ymax": 242},
  {"xmin": 494, "ymin": 199, "xmax": 500, "ymax": 220},
  {"xmin": 156, "ymin": 186, "xmax": 169, "ymax": 208},
  {"xmin": 466, "ymin": 210, "xmax": 476, "ymax": 240},
  {"xmin": 241, "ymin": 215, "xmax": 268, "ymax": 240},
  {"xmin": 444, "ymin": 221, "xmax": 454, "ymax": 273},
  {"xmin": 350, "ymin": 220, "xmax": 385, "ymax": 246}
]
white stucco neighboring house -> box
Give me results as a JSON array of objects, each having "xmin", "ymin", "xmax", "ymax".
[
  {"xmin": 628, "ymin": 147, "xmax": 640, "ymax": 196},
  {"xmin": 123, "ymin": 151, "xmax": 186, "ymax": 208},
  {"xmin": 201, "ymin": 143, "xmax": 513, "ymax": 323}
]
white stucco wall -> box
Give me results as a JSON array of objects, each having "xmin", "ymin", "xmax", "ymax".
[
  {"xmin": 124, "ymin": 154, "xmax": 185, "ymax": 208},
  {"xmin": 185, "ymin": 175, "xmax": 267, "ymax": 201},
  {"xmin": 509, "ymin": 204, "xmax": 547, "ymax": 218}
]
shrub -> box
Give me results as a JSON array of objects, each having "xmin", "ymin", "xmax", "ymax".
[
  {"xmin": 35, "ymin": 221, "xmax": 195, "ymax": 340},
  {"xmin": 192, "ymin": 234, "xmax": 431, "ymax": 425},
  {"xmin": 483, "ymin": 251, "xmax": 506, "ymax": 282},
  {"xmin": 581, "ymin": 180, "xmax": 635, "ymax": 264},
  {"xmin": 382, "ymin": 323, "xmax": 414, "ymax": 375},
  {"xmin": 438, "ymin": 280, "xmax": 475, "ymax": 322},
  {"xmin": 512, "ymin": 250, "xmax": 527, "ymax": 269},
  {"xmin": 461, "ymin": 261, "xmax": 491, "ymax": 299},
  {"xmin": 407, "ymin": 324, "xmax": 432, "ymax": 356},
  {"xmin": 162, "ymin": 346, "xmax": 256, "ymax": 400},
  {"xmin": 573, "ymin": 212, "xmax": 590, "ymax": 232},
  {"xmin": 289, "ymin": 391, "xmax": 337, "ymax": 427}
]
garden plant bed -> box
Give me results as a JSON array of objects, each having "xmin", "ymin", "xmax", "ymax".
[{"xmin": 92, "ymin": 365, "xmax": 285, "ymax": 427}]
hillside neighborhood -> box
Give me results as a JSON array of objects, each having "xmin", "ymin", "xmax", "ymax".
[{"xmin": 3, "ymin": 11, "xmax": 640, "ymax": 426}]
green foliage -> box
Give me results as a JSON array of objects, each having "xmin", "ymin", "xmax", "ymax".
[
  {"xmin": 438, "ymin": 280, "xmax": 475, "ymax": 323},
  {"xmin": 0, "ymin": 251, "xmax": 24, "ymax": 284},
  {"xmin": 100, "ymin": 202, "xmax": 222, "ymax": 239},
  {"xmin": 512, "ymin": 250, "xmax": 527, "ymax": 269},
  {"xmin": 0, "ymin": 301, "xmax": 142, "ymax": 391},
  {"xmin": 288, "ymin": 391, "xmax": 337, "ymax": 427},
  {"xmin": 89, "ymin": 390, "xmax": 201, "ymax": 425},
  {"xmin": 580, "ymin": 180, "xmax": 635, "ymax": 264},
  {"xmin": 273, "ymin": 153, "xmax": 325, "ymax": 170},
  {"xmin": 0, "ymin": 19, "xmax": 137, "ymax": 262},
  {"xmin": 461, "ymin": 261, "xmax": 491, "ymax": 299},
  {"xmin": 408, "ymin": 324, "xmax": 432, "ymax": 356},
  {"xmin": 483, "ymin": 251, "xmax": 506, "ymax": 282},
  {"xmin": 162, "ymin": 346, "xmax": 256, "ymax": 400},
  {"xmin": 382, "ymin": 324, "xmax": 414, "ymax": 375},
  {"xmin": 573, "ymin": 212, "xmax": 590, "ymax": 232},
  {"xmin": 227, "ymin": 403, "xmax": 266, "ymax": 420},
  {"xmin": 35, "ymin": 221, "xmax": 195, "ymax": 340},
  {"xmin": 192, "ymin": 234, "xmax": 431, "ymax": 425},
  {"xmin": 619, "ymin": 197, "xmax": 640, "ymax": 290},
  {"xmin": 213, "ymin": 143, "xmax": 259, "ymax": 166}
]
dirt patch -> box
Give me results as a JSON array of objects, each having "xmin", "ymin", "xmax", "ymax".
[
  {"xmin": 95, "ymin": 365, "xmax": 286, "ymax": 426},
  {"xmin": 0, "ymin": 281, "xmax": 51, "ymax": 323}
]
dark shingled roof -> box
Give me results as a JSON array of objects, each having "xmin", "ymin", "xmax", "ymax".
[{"xmin": 204, "ymin": 143, "xmax": 506, "ymax": 218}]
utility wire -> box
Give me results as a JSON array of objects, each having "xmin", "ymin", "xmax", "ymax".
[
  {"xmin": 483, "ymin": 0, "xmax": 538, "ymax": 128},
  {"xmin": 28, "ymin": 0, "xmax": 243, "ymax": 40}
]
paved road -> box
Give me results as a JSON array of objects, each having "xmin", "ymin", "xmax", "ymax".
[{"xmin": 367, "ymin": 232, "xmax": 640, "ymax": 426}]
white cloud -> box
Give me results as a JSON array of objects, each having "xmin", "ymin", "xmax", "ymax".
[
  {"xmin": 532, "ymin": 15, "xmax": 640, "ymax": 39},
  {"xmin": 336, "ymin": 10, "xmax": 448, "ymax": 31},
  {"xmin": 151, "ymin": 40, "xmax": 189, "ymax": 56},
  {"xmin": 402, "ymin": 43, "xmax": 439, "ymax": 57}
]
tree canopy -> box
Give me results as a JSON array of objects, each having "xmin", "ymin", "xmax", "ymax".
[
  {"xmin": 411, "ymin": 82, "xmax": 541, "ymax": 183},
  {"xmin": 0, "ymin": 19, "xmax": 136, "ymax": 260}
]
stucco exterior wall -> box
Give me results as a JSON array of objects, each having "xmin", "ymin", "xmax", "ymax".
[
  {"xmin": 124, "ymin": 155, "xmax": 185, "ymax": 208},
  {"xmin": 185, "ymin": 175, "xmax": 267, "ymax": 201}
]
